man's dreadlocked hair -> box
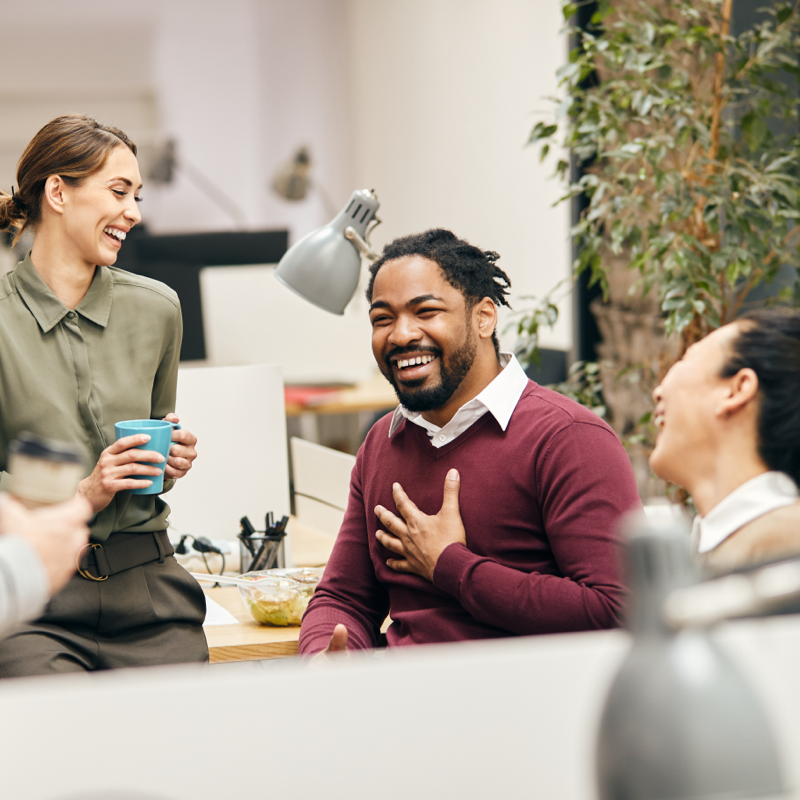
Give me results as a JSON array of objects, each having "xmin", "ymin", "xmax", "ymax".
[{"xmin": 365, "ymin": 228, "xmax": 512, "ymax": 356}]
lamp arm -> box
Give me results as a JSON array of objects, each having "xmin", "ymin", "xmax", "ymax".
[
  {"xmin": 180, "ymin": 159, "xmax": 248, "ymax": 229},
  {"xmin": 344, "ymin": 226, "xmax": 380, "ymax": 262},
  {"xmin": 663, "ymin": 557, "xmax": 800, "ymax": 629}
]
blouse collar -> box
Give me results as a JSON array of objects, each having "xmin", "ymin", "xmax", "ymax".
[{"xmin": 696, "ymin": 471, "xmax": 799, "ymax": 554}]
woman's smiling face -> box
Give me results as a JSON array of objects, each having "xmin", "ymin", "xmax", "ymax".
[
  {"xmin": 649, "ymin": 323, "xmax": 743, "ymax": 486},
  {"xmin": 60, "ymin": 145, "xmax": 142, "ymax": 269}
]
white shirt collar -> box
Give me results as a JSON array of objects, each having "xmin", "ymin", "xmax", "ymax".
[
  {"xmin": 388, "ymin": 352, "xmax": 529, "ymax": 444},
  {"xmin": 695, "ymin": 471, "xmax": 799, "ymax": 554}
]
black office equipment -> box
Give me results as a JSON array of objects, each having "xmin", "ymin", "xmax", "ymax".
[{"xmin": 114, "ymin": 226, "xmax": 288, "ymax": 361}]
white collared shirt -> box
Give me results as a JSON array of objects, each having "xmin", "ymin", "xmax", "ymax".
[
  {"xmin": 695, "ymin": 471, "xmax": 799, "ymax": 554},
  {"xmin": 387, "ymin": 352, "xmax": 530, "ymax": 448}
]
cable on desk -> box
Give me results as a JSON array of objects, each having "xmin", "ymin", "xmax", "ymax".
[{"xmin": 176, "ymin": 534, "xmax": 226, "ymax": 587}]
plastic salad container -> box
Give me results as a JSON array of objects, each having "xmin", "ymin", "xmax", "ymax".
[{"xmin": 237, "ymin": 567, "xmax": 324, "ymax": 626}]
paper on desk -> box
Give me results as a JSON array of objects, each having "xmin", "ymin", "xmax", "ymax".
[{"xmin": 204, "ymin": 595, "xmax": 239, "ymax": 626}]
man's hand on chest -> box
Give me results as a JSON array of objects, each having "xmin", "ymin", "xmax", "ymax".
[{"xmin": 374, "ymin": 468, "xmax": 466, "ymax": 582}]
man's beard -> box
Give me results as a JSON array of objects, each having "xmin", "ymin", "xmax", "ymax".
[{"xmin": 383, "ymin": 333, "xmax": 477, "ymax": 412}]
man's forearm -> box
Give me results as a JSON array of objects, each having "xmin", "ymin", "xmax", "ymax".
[
  {"xmin": 432, "ymin": 542, "xmax": 625, "ymax": 635},
  {"xmin": 299, "ymin": 596, "xmax": 383, "ymax": 654}
]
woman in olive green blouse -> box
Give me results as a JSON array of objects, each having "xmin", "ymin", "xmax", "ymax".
[{"xmin": 0, "ymin": 114, "xmax": 207, "ymax": 674}]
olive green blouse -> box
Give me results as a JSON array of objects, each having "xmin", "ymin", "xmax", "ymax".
[{"xmin": 0, "ymin": 253, "xmax": 182, "ymax": 541}]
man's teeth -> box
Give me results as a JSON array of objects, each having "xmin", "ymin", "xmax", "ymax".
[
  {"xmin": 104, "ymin": 227, "xmax": 126, "ymax": 241},
  {"xmin": 397, "ymin": 355, "xmax": 435, "ymax": 369}
]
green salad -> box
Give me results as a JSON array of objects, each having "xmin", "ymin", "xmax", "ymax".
[
  {"xmin": 243, "ymin": 583, "xmax": 315, "ymax": 626},
  {"xmin": 238, "ymin": 568, "xmax": 323, "ymax": 627}
]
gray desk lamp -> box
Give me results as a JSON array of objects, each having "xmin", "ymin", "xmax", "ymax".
[
  {"xmin": 270, "ymin": 146, "xmax": 337, "ymax": 218},
  {"xmin": 274, "ymin": 188, "xmax": 380, "ymax": 315},
  {"xmin": 272, "ymin": 147, "xmax": 312, "ymax": 202},
  {"xmin": 597, "ymin": 512, "xmax": 786, "ymax": 800}
]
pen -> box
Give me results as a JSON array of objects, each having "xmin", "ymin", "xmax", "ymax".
[
  {"xmin": 250, "ymin": 538, "xmax": 276, "ymax": 572},
  {"xmin": 250, "ymin": 518, "xmax": 288, "ymax": 571},
  {"xmin": 239, "ymin": 516, "xmax": 257, "ymax": 559},
  {"xmin": 274, "ymin": 515, "xmax": 289, "ymax": 534}
]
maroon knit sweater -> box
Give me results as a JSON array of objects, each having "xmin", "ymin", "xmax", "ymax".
[{"xmin": 299, "ymin": 381, "xmax": 641, "ymax": 653}]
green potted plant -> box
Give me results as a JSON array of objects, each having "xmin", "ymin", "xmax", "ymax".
[{"xmin": 517, "ymin": 0, "xmax": 800, "ymax": 491}]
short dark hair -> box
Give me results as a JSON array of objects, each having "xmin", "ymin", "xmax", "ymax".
[
  {"xmin": 365, "ymin": 228, "xmax": 512, "ymax": 355},
  {"xmin": 721, "ymin": 307, "xmax": 800, "ymax": 485}
]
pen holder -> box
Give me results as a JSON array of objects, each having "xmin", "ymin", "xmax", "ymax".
[{"xmin": 238, "ymin": 531, "xmax": 286, "ymax": 573}]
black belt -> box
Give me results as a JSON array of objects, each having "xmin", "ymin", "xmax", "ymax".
[{"xmin": 77, "ymin": 530, "xmax": 174, "ymax": 581}]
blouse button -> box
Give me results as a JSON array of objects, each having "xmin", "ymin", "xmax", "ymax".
[{"xmin": 438, "ymin": 434, "xmax": 447, "ymax": 442}]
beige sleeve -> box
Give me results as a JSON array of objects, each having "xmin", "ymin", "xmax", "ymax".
[{"xmin": 0, "ymin": 535, "xmax": 50, "ymax": 639}]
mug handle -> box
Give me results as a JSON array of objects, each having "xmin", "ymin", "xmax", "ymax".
[
  {"xmin": 168, "ymin": 421, "xmax": 182, "ymax": 443},
  {"xmin": 164, "ymin": 421, "xmax": 182, "ymax": 475}
]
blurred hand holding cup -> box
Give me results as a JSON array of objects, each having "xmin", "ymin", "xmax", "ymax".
[{"xmin": 114, "ymin": 419, "xmax": 181, "ymax": 495}]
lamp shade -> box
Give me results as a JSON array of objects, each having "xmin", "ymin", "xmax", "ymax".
[
  {"xmin": 271, "ymin": 146, "xmax": 311, "ymax": 201},
  {"xmin": 596, "ymin": 512, "xmax": 785, "ymax": 800},
  {"xmin": 274, "ymin": 189, "xmax": 380, "ymax": 315}
]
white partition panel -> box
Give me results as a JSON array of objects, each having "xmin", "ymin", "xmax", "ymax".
[
  {"xmin": 166, "ymin": 364, "xmax": 291, "ymax": 545},
  {"xmin": 291, "ymin": 437, "xmax": 355, "ymax": 509},
  {"xmin": 290, "ymin": 437, "xmax": 356, "ymax": 537},
  {"xmin": 199, "ymin": 264, "xmax": 375, "ymax": 385},
  {"xmin": 293, "ymin": 496, "xmax": 346, "ymax": 536},
  {"xmin": 3, "ymin": 615, "xmax": 800, "ymax": 799}
]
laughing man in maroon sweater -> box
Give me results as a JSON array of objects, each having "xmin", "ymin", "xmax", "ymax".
[{"xmin": 299, "ymin": 229, "xmax": 641, "ymax": 657}]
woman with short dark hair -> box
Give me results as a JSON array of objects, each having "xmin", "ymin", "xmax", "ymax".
[
  {"xmin": 650, "ymin": 308, "xmax": 800, "ymax": 573},
  {"xmin": 0, "ymin": 114, "xmax": 207, "ymax": 674}
]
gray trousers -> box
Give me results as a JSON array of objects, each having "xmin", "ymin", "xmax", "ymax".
[{"xmin": 0, "ymin": 554, "xmax": 208, "ymax": 676}]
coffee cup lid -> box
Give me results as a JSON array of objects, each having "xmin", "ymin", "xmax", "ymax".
[{"xmin": 9, "ymin": 432, "xmax": 84, "ymax": 465}]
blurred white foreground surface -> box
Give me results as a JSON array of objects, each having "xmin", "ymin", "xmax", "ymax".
[{"xmin": 1, "ymin": 616, "xmax": 799, "ymax": 799}]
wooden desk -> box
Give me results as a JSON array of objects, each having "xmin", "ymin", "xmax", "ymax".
[
  {"xmin": 284, "ymin": 373, "xmax": 397, "ymax": 417},
  {"xmin": 288, "ymin": 516, "xmax": 337, "ymax": 566},
  {"xmin": 204, "ymin": 586, "xmax": 301, "ymax": 663},
  {"xmin": 285, "ymin": 375, "xmax": 397, "ymax": 450},
  {"xmin": 203, "ymin": 584, "xmax": 390, "ymax": 664},
  {"xmin": 202, "ymin": 519, "xmax": 393, "ymax": 663},
  {"xmin": 203, "ymin": 517, "xmax": 336, "ymax": 663}
]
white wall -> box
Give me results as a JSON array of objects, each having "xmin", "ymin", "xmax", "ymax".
[
  {"xmin": 254, "ymin": 0, "xmax": 356, "ymax": 243},
  {"xmin": 0, "ymin": 0, "xmax": 353, "ymax": 239},
  {"xmin": 0, "ymin": 0, "xmax": 569, "ymax": 377},
  {"xmin": 0, "ymin": 8, "xmax": 159, "ymax": 190},
  {"xmin": 143, "ymin": 0, "xmax": 355, "ymax": 239},
  {"xmin": 144, "ymin": 0, "xmax": 265, "ymax": 231},
  {"xmin": 347, "ymin": 0, "xmax": 571, "ymax": 351}
]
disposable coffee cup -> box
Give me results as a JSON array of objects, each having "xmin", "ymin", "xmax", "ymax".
[
  {"xmin": 114, "ymin": 419, "xmax": 181, "ymax": 495},
  {"xmin": 7, "ymin": 432, "xmax": 85, "ymax": 508}
]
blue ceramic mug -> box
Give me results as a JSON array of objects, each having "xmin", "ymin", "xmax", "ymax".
[{"xmin": 114, "ymin": 419, "xmax": 181, "ymax": 495}]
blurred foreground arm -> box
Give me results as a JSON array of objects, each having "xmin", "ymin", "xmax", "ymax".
[{"xmin": 0, "ymin": 494, "xmax": 91, "ymax": 640}]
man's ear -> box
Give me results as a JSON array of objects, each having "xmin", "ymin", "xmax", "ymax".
[
  {"xmin": 42, "ymin": 175, "xmax": 67, "ymax": 215},
  {"xmin": 717, "ymin": 368, "xmax": 759, "ymax": 418},
  {"xmin": 474, "ymin": 297, "xmax": 498, "ymax": 341}
]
